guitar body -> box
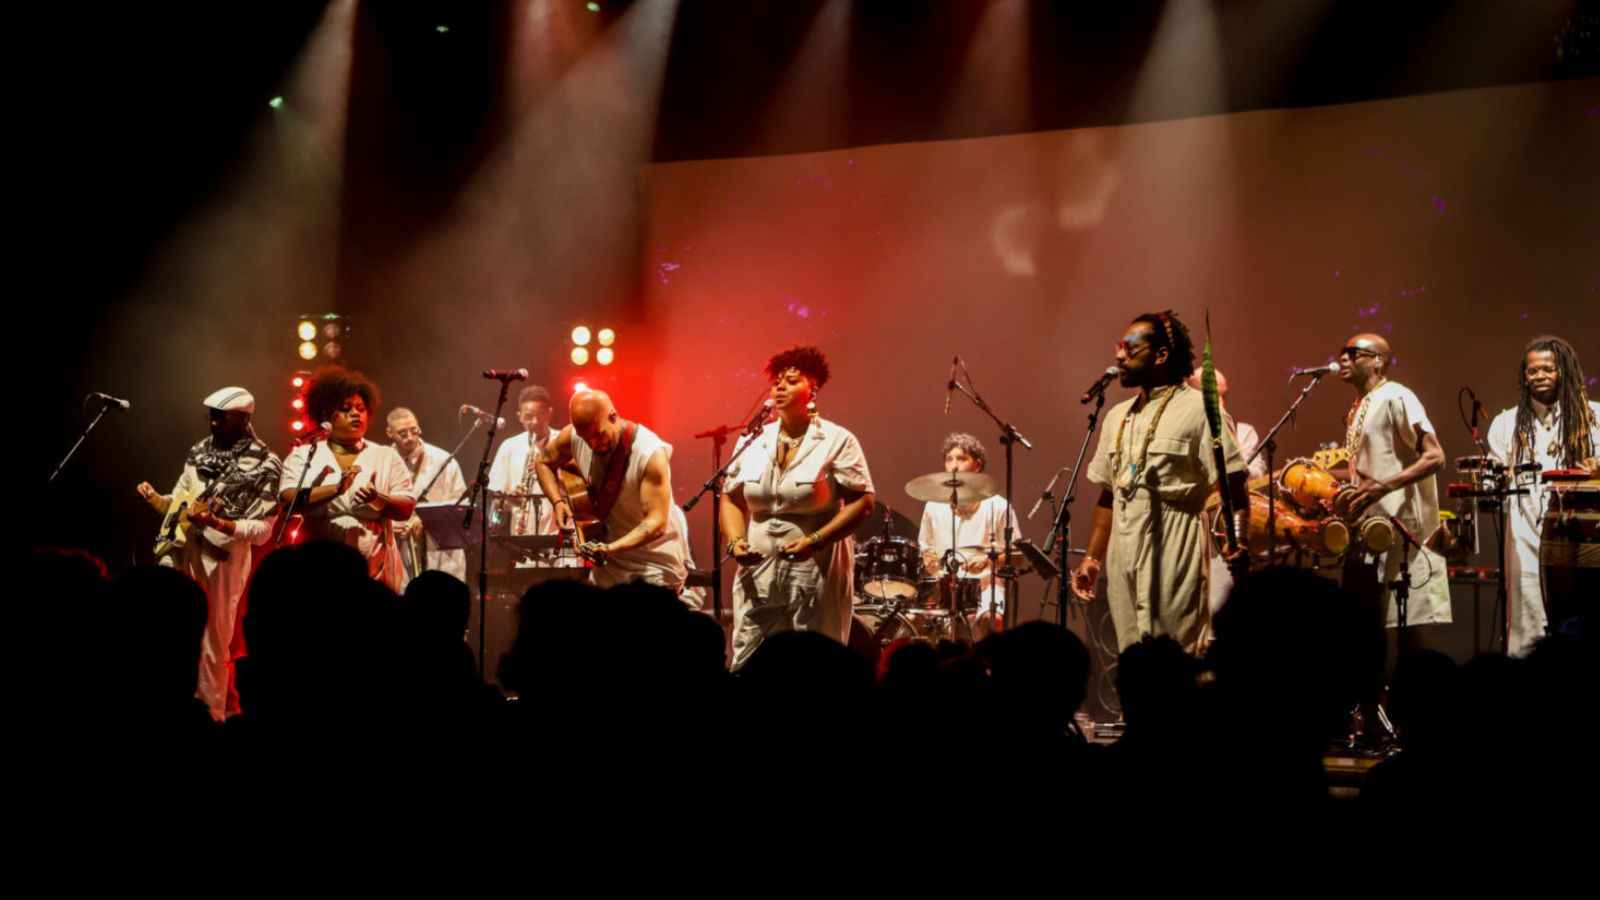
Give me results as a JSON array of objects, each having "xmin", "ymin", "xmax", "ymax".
[
  {"xmin": 556, "ymin": 467, "xmax": 609, "ymax": 565},
  {"xmin": 154, "ymin": 483, "xmax": 210, "ymax": 557}
]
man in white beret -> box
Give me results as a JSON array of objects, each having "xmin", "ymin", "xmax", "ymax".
[{"xmin": 136, "ymin": 387, "xmax": 282, "ymax": 721}]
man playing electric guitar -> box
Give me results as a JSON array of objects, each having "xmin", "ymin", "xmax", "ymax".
[
  {"xmin": 532, "ymin": 389, "xmax": 688, "ymax": 592},
  {"xmin": 135, "ymin": 386, "xmax": 281, "ymax": 721}
]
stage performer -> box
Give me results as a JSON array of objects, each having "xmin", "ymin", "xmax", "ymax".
[
  {"xmin": 720, "ymin": 345, "xmax": 876, "ymax": 669},
  {"xmin": 1072, "ymin": 311, "xmax": 1248, "ymax": 655}
]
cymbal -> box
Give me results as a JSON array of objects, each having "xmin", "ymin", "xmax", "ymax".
[{"xmin": 904, "ymin": 470, "xmax": 998, "ymax": 505}]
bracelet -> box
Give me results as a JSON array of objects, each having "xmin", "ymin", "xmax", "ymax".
[
  {"xmin": 1082, "ymin": 555, "xmax": 1101, "ymax": 566},
  {"xmin": 807, "ymin": 531, "xmax": 822, "ymax": 547},
  {"xmin": 726, "ymin": 538, "xmax": 742, "ymax": 555}
]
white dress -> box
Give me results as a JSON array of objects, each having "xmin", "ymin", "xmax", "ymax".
[
  {"xmin": 727, "ymin": 418, "xmax": 874, "ymax": 670},
  {"xmin": 917, "ymin": 495, "xmax": 1021, "ymax": 616},
  {"xmin": 1486, "ymin": 400, "xmax": 1600, "ymax": 656},
  {"xmin": 279, "ymin": 440, "xmax": 417, "ymax": 591},
  {"xmin": 1346, "ymin": 380, "xmax": 1451, "ymax": 627}
]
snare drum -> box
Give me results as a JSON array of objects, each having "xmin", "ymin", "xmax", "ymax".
[
  {"xmin": 914, "ymin": 574, "xmax": 984, "ymax": 614},
  {"xmin": 855, "ymin": 535, "xmax": 921, "ymax": 602}
]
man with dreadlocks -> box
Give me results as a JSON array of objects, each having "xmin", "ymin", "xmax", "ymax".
[
  {"xmin": 1486, "ymin": 335, "xmax": 1600, "ymax": 656},
  {"xmin": 1073, "ymin": 311, "xmax": 1249, "ymax": 655}
]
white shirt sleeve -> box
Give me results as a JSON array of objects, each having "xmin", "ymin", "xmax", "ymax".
[
  {"xmin": 830, "ymin": 429, "xmax": 874, "ymax": 493},
  {"xmin": 1486, "ymin": 408, "xmax": 1515, "ymax": 464},
  {"xmin": 489, "ymin": 439, "xmax": 515, "ymax": 494}
]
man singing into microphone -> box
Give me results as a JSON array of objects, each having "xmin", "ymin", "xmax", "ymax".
[
  {"xmin": 386, "ymin": 407, "xmax": 468, "ymax": 583},
  {"xmin": 1071, "ymin": 311, "xmax": 1249, "ymax": 655},
  {"xmin": 1336, "ymin": 333, "xmax": 1450, "ymax": 639}
]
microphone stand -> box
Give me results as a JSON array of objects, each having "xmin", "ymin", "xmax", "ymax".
[
  {"xmin": 43, "ymin": 394, "xmax": 125, "ymax": 492},
  {"xmin": 398, "ymin": 417, "xmax": 489, "ymax": 579},
  {"xmin": 272, "ymin": 430, "xmax": 329, "ymax": 546},
  {"xmin": 462, "ymin": 380, "xmax": 512, "ymax": 679},
  {"xmin": 683, "ymin": 403, "xmax": 771, "ymax": 624},
  {"xmin": 1047, "ymin": 392, "xmax": 1105, "ymax": 628},
  {"xmin": 1249, "ymin": 371, "xmax": 1330, "ymax": 566},
  {"xmin": 949, "ymin": 369, "xmax": 1033, "ymax": 629}
]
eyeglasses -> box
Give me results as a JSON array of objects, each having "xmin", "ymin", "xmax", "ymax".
[
  {"xmin": 1338, "ymin": 347, "xmax": 1381, "ymax": 361},
  {"xmin": 1114, "ymin": 337, "xmax": 1152, "ymax": 355}
]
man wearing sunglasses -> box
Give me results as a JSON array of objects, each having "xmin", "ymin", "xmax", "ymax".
[
  {"xmin": 1073, "ymin": 311, "xmax": 1249, "ymax": 655},
  {"xmin": 1337, "ymin": 333, "xmax": 1450, "ymax": 638}
]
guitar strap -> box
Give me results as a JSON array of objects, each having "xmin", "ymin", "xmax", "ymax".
[{"xmin": 591, "ymin": 421, "xmax": 638, "ymax": 525}]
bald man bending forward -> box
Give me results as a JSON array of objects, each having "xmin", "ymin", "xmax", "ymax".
[{"xmin": 533, "ymin": 390, "xmax": 688, "ymax": 592}]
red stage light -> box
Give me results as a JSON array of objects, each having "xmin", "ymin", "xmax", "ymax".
[{"xmin": 291, "ymin": 419, "xmax": 305, "ymax": 432}]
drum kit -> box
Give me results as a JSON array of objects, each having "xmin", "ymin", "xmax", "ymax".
[{"xmin": 853, "ymin": 469, "xmax": 1035, "ymax": 649}]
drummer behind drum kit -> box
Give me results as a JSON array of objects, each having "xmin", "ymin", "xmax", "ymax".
[{"xmin": 853, "ymin": 469, "xmax": 1046, "ymax": 649}]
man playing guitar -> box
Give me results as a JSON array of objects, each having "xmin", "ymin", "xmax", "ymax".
[{"xmin": 531, "ymin": 389, "xmax": 687, "ymax": 591}]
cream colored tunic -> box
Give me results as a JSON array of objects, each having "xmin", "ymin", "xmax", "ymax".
[{"xmin": 1086, "ymin": 384, "xmax": 1244, "ymax": 654}]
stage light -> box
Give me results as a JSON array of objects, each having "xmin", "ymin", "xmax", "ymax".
[
  {"xmin": 573, "ymin": 381, "xmax": 590, "ymax": 394},
  {"xmin": 596, "ymin": 347, "xmax": 614, "ymax": 366},
  {"xmin": 291, "ymin": 397, "xmax": 305, "ymax": 411},
  {"xmin": 571, "ymin": 325, "xmax": 592, "ymax": 346},
  {"xmin": 571, "ymin": 346, "xmax": 590, "ymax": 365},
  {"xmin": 435, "ymin": 25, "xmax": 449, "ymax": 34},
  {"xmin": 269, "ymin": 96, "xmax": 284, "ymax": 110},
  {"xmin": 297, "ymin": 320, "xmax": 317, "ymax": 341},
  {"xmin": 321, "ymin": 321, "xmax": 342, "ymax": 339},
  {"xmin": 586, "ymin": 2, "xmax": 600, "ymax": 12},
  {"xmin": 291, "ymin": 419, "xmax": 305, "ymax": 432},
  {"xmin": 597, "ymin": 327, "xmax": 615, "ymax": 347},
  {"xmin": 298, "ymin": 341, "xmax": 318, "ymax": 360},
  {"xmin": 291, "ymin": 375, "xmax": 306, "ymax": 389},
  {"xmin": 323, "ymin": 341, "xmax": 343, "ymax": 359}
]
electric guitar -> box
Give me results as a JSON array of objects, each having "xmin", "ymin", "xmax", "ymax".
[{"xmin": 153, "ymin": 484, "xmax": 220, "ymax": 557}]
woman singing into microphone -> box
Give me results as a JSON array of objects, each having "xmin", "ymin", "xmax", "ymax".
[{"xmin": 719, "ymin": 345, "xmax": 876, "ymax": 669}]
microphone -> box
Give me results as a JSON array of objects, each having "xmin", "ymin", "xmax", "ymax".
[
  {"xmin": 944, "ymin": 356, "xmax": 959, "ymax": 414},
  {"xmin": 1291, "ymin": 363, "xmax": 1340, "ymax": 378},
  {"xmin": 1028, "ymin": 466, "xmax": 1070, "ymax": 520},
  {"xmin": 292, "ymin": 421, "xmax": 333, "ymax": 447},
  {"xmin": 744, "ymin": 399, "xmax": 775, "ymax": 435},
  {"xmin": 90, "ymin": 391, "xmax": 131, "ymax": 411},
  {"xmin": 1389, "ymin": 515, "xmax": 1423, "ymax": 551},
  {"xmin": 1464, "ymin": 385, "xmax": 1485, "ymax": 440},
  {"xmin": 460, "ymin": 404, "xmax": 506, "ymax": 427},
  {"xmin": 1080, "ymin": 367, "xmax": 1118, "ymax": 404},
  {"xmin": 483, "ymin": 368, "xmax": 529, "ymax": 382}
]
